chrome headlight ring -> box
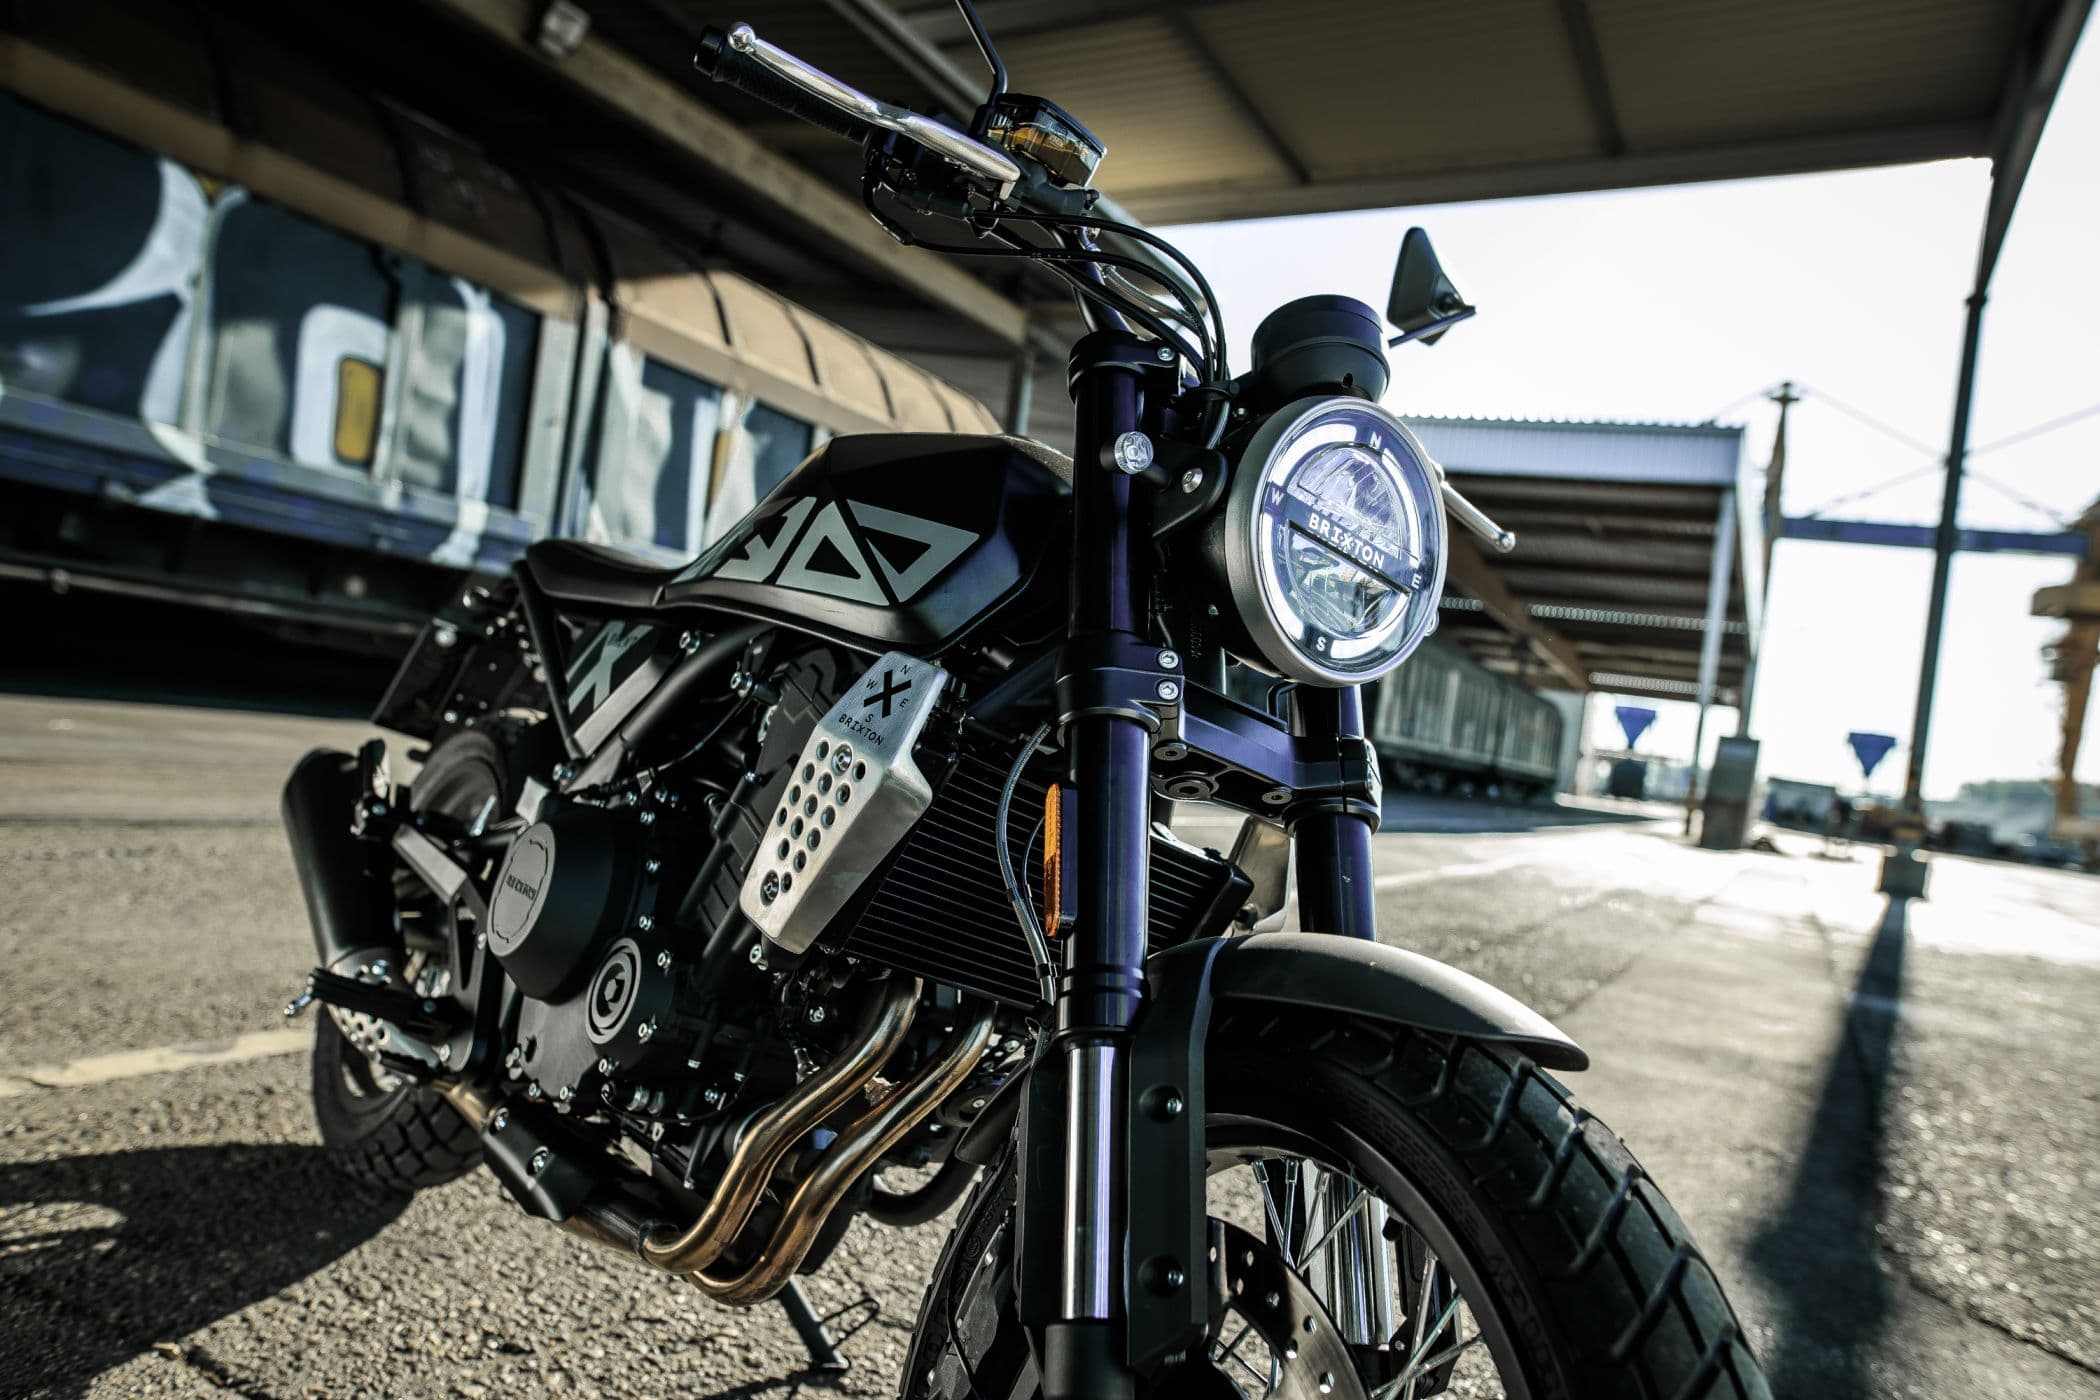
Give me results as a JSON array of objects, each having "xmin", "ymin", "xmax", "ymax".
[{"xmin": 1221, "ymin": 397, "xmax": 1447, "ymax": 686}]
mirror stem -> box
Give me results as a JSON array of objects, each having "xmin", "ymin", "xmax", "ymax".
[{"xmin": 954, "ymin": 0, "xmax": 1008, "ymax": 138}]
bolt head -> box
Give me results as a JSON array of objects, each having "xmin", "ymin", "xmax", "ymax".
[
  {"xmin": 1162, "ymin": 1093, "xmax": 1185, "ymax": 1118},
  {"xmin": 644, "ymin": 858, "xmax": 662, "ymax": 875},
  {"xmin": 637, "ymin": 1020, "xmax": 656, "ymax": 1042},
  {"xmin": 1158, "ymin": 650, "xmax": 1179, "ymax": 670},
  {"xmin": 1179, "ymin": 467, "xmax": 1204, "ymax": 493},
  {"xmin": 490, "ymin": 1108, "xmax": 509, "ymax": 1133},
  {"xmin": 1318, "ymin": 1372, "xmax": 1335, "ymax": 1394},
  {"xmin": 435, "ymin": 1043, "xmax": 451, "ymax": 1064},
  {"xmin": 1156, "ymin": 680, "xmax": 1181, "ymax": 702},
  {"xmin": 597, "ymin": 1058, "xmax": 615, "ymax": 1075},
  {"xmin": 1111, "ymin": 431, "xmax": 1154, "ymax": 475},
  {"xmin": 748, "ymin": 943, "xmax": 768, "ymax": 966},
  {"xmin": 475, "ymin": 930, "xmax": 488, "ymax": 950},
  {"xmin": 1263, "ymin": 787, "xmax": 1292, "ymax": 806},
  {"xmin": 806, "ymin": 1005, "xmax": 827, "ymax": 1025},
  {"xmin": 639, "ymin": 810, "xmax": 656, "ymax": 826},
  {"xmin": 558, "ymin": 1085, "xmax": 574, "ymax": 1102},
  {"xmin": 655, "ymin": 950, "xmax": 674, "ymax": 971},
  {"xmin": 636, "ymin": 914, "xmax": 654, "ymax": 932},
  {"xmin": 1155, "ymin": 344, "xmax": 1176, "ymax": 362},
  {"xmin": 528, "ymin": 1146, "xmax": 550, "ymax": 1176},
  {"xmin": 1163, "ymin": 1265, "xmax": 1187, "ymax": 1291},
  {"xmin": 702, "ymin": 1087, "xmax": 726, "ymax": 1108}
]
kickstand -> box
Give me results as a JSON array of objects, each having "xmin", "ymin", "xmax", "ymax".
[{"xmin": 776, "ymin": 1278, "xmax": 850, "ymax": 1373}]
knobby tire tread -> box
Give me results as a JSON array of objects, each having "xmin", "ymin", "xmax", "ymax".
[{"xmin": 902, "ymin": 1008, "xmax": 1771, "ymax": 1400}]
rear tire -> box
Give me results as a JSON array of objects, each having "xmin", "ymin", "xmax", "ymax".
[
  {"xmin": 308, "ymin": 730, "xmax": 510, "ymax": 1194},
  {"xmin": 311, "ymin": 1017, "xmax": 481, "ymax": 1193},
  {"xmin": 904, "ymin": 1008, "xmax": 1770, "ymax": 1398}
]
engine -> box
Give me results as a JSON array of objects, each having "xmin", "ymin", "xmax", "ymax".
[{"xmin": 478, "ymin": 642, "xmax": 1250, "ymax": 1176}]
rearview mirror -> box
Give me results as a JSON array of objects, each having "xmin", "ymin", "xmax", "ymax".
[{"xmin": 1387, "ymin": 227, "xmax": 1475, "ymax": 348}]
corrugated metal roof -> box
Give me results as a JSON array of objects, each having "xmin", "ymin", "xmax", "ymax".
[
  {"xmin": 1406, "ymin": 416, "xmax": 1743, "ymax": 486},
  {"xmin": 885, "ymin": 0, "xmax": 2076, "ymax": 222},
  {"xmin": 1402, "ymin": 413, "xmax": 1758, "ymax": 701}
]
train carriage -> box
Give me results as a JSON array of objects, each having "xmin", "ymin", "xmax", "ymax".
[
  {"xmin": 0, "ymin": 18, "xmax": 997, "ymax": 641},
  {"xmin": 1370, "ymin": 637, "xmax": 1564, "ymax": 799}
]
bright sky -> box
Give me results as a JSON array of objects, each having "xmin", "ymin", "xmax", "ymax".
[{"xmin": 1163, "ymin": 30, "xmax": 2098, "ymax": 802}]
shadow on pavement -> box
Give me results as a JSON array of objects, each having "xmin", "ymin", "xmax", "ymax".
[
  {"xmin": 1747, "ymin": 895, "xmax": 1910, "ymax": 1398},
  {"xmin": 0, "ymin": 1142, "xmax": 407, "ymax": 1396}
]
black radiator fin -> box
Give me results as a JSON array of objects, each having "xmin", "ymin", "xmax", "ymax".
[{"xmin": 835, "ymin": 751, "xmax": 1248, "ymax": 1007}]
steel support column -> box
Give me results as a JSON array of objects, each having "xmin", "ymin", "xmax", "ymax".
[{"xmin": 1685, "ymin": 491, "xmax": 1736, "ymax": 832}]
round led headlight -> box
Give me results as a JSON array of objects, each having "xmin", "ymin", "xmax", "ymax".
[{"xmin": 1220, "ymin": 397, "xmax": 1446, "ymax": 685}]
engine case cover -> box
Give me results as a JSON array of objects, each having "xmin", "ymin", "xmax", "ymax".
[{"xmin": 487, "ymin": 804, "xmax": 635, "ymax": 999}]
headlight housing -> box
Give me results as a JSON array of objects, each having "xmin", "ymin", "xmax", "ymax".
[{"xmin": 1220, "ymin": 397, "xmax": 1446, "ymax": 685}]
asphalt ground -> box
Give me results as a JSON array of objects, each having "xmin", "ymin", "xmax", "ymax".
[{"xmin": 3, "ymin": 692, "xmax": 2098, "ymax": 1398}]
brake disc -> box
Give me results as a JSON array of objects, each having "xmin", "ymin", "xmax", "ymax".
[{"xmin": 1156, "ymin": 1218, "xmax": 1365, "ymax": 1399}]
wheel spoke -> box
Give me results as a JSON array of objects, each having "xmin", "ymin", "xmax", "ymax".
[
  {"xmin": 1388, "ymin": 1287, "xmax": 1464, "ymax": 1400},
  {"xmin": 1295, "ymin": 1178, "xmax": 1370, "ymax": 1271}
]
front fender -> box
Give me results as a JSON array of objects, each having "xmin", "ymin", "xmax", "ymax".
[
  {"xmin": 1120, "ymin": 932, "xmax": 1584, "ymax": 1371},
  {"xmin": 1166, "ymin": 931, "xmax": 1587, "ymax": 1071}
]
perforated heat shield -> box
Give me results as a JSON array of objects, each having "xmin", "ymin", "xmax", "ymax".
[{"xmin": 740, "ymin": 651, "xmax": 950, "ymax": 954}]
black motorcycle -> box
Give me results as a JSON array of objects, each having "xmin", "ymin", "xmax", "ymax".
[{"xmin": 281, "ymin": 10, "xmax": 1769, "ymax": 1397}]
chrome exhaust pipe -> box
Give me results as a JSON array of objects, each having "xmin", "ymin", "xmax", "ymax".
[
  {"xmin": 639, "ymin": 975, "xmax": 922, "ymax": 1274},
  {"xmin": 437, "ymin": 977, "xmax": 990, "ymax": 1306},
  {"xmin": 692, "ymin": 1004, "xmax": 996, "ymax": 1304}
]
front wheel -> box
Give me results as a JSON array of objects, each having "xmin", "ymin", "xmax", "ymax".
[{"xmin": 904, "ymin": 1008, "xmax": 1769, "ymax": 1399}]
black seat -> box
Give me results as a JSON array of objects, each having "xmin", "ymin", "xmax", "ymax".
[{"xmin": 523, "ymin": 540, "xmax": 688, "ymax": 614}]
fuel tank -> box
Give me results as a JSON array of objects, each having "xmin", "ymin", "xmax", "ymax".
[{"xmin": 663, "ymin": 433, "xmax": 1071, "ymax": 651}]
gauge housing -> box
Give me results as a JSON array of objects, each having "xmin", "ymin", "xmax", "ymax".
[{"xmin": 1216, "ymin": 397, "xmax": 1447, "ymax": 686}]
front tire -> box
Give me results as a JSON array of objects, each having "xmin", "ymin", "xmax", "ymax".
[{"xmin": 905, "ymin": 1007, "xmax": 1769, "ymax": 1399}]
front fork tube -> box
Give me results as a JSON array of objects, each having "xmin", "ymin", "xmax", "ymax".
[
  {"xmin": 1039, "ymin": 333, "xmax": 1156, "ymax": 1398},
  {"xmin": 1292, "ymin": 685, "xmax": 1397, "ymax": 1351},
  {"xmin": 1059, "ymin": 714, "xmax": 1153, "ymax": 1319}
]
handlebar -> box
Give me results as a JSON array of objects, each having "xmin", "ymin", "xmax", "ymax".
[{"xmin": 696, "ymin": 24, "xmax": 1022, "ymax": 199}]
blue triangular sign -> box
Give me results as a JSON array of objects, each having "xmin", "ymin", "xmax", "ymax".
[
  {"xmin": 1847, "ymin": 731, "xmax": 1897, "ymax": 779},
  {"xmin": 1614, "ymin": 705, "xmax": 1657, "ymax": 750}
]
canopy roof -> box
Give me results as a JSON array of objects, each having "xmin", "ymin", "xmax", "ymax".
[
  {"xmin": 885, "ymin": 0, "xmax": 2077, "ymax": 224},
  {"xmin": 1407, "ymin": 417, "xmax": 1760, "ymax": 704}
]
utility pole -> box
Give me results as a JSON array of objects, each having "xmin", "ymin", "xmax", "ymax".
[
  {"xmin": 1761, "ymin": 381, "xmax": 1799, "ymax": 592},
  {"xmin": 1735, "ymin": 381, "xmax": 1798, "ymax": 737}
]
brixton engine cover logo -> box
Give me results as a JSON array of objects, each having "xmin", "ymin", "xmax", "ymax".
[{"xmin": 489, "ymin": 828, "xmax": 552, "ymax": 945}]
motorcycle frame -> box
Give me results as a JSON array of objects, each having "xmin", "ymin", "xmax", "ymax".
[{"xmin": 1018, "ymin": 329, "xmax": 1385, "ymax": 1396}]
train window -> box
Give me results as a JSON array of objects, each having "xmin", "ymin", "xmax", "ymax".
[
  {"xmin": 705, "ymin": 401, "xmax": 815, "ymax": 546},
  {"xmin": 588, "ymin": 347, "xmax": 725, "ymax": 553},
  {"xmin": 332, "ymin": 358, "xmax": 383, "ymax": 465},
  {"xmin": 746, "ymin": 402, "xmax": 815, "ymax": 498},
  {"xmin": 392, "ymin": 278, "xmax": 538, "ymax": 509},
  {"xmin": 0, "ymin": 97, "xmax": 207, "ymax": 422},
  {"xmin": 204, "ymin": 197, "xmax": 396, "ymax": 471}
]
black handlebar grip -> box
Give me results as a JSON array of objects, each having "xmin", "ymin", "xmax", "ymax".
[{"xmin": 695, "ymin": 28, "xmax": 876, "ymax": 146}]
